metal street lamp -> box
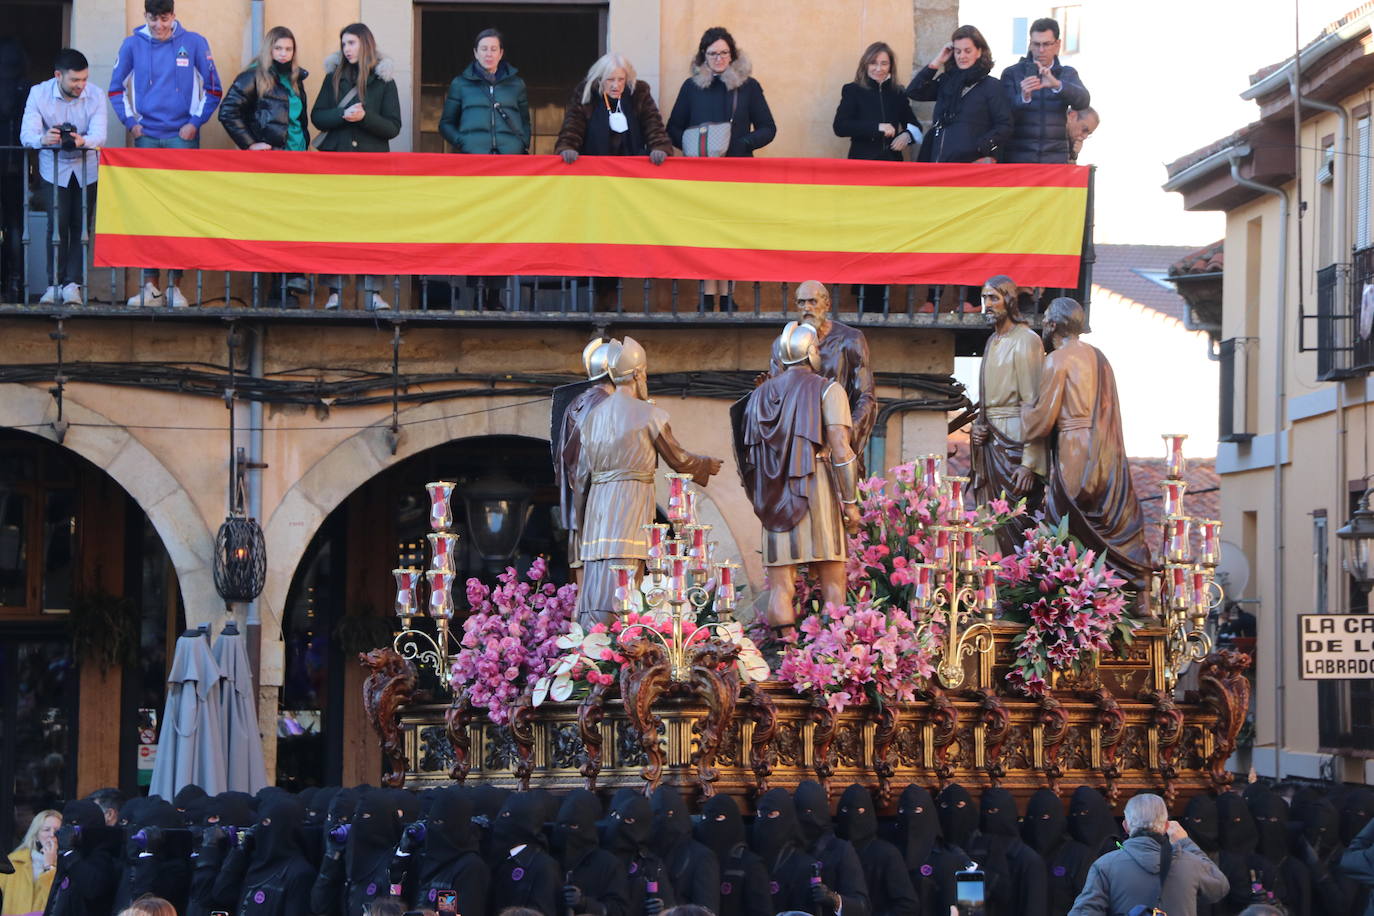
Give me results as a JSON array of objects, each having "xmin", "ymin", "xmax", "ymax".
[
  {"xmin": 461, "ymin": 471, "xmax": 534, "ymax": 562},
  {"xmin": 1338, "ymin": 487, "xmax": 1374, "ymax": 592}
]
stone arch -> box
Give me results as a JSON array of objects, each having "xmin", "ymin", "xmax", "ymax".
[
  {"xmin": 0, "ymin": 383, "xmax": 220, "ymax": 625},
  {"xmin": 259, "ymin": 396, "xmax": 749, "ymax": 677}
]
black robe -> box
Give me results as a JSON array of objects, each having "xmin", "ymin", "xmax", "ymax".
[
  {"xmin": 1179, "ymin": 794, "xmax": 1221, "ymax": 916},
  {"xmin": 400, "ymin": 788, "xmax": 489, "ymax": 916},
  {"xmin": 604, "ymin": 792, "xmax": 676, "ymax": 916},
  {"xmin": 1216, "ymin": 792, "xmax": 1279, "ymax": 916},
  {"xmin": 794, "ymin": 781, "xmax": 871, "ymax": 916},
  {"xmin": 887, "ymin": 784, "xmax": 970, "ymax": 916},
  {"xmin": 979, "ymin": 788, "xmax": 1045, "ymax": 916},
  {"xmin": 554, "ymin": 790, "xmax": 628, "ymax": 916},
  {"xmin": 697, "ymin": 795, "xmax": 772, "ymax": 916},
  {"xmin": 308, "ymin": 788, "xmax": 358, "ymax": 916},
  {"xmin": 490, "ymin": 794, "xmax": 561, "ymax": 916},
  {"xmin": 650, "ymin": 786, "xmax": 720, "ymax": 912},
  {"xmin": 751, "ymin": 788, "xmax": 822, "ymax": 916},
  {"xmin": 236, "ymin": 794, "xmax": 317, "ymax": 916},
  {"xmin": 1247, "ymin": 788, "xmax": 1307, "ymax": 915},
  {"xmin": 835, "ymin": 784, "xmax": 917, "ymax": 916},
  {"xmin": 114, "ymin": 798, "xmax": 194, "ymax": 914},
  {"xmin": 45, "ymin": 801, "xmax": 120, "ymax": 916},
  {"xmin": 1058, "ymin": 786, "xmax": 1120, "ymax": 914}
]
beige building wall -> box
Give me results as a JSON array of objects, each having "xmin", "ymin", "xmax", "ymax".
[{"xmin": 1210, "ymin": 92, "xmax": 1374, "ymax": 782}]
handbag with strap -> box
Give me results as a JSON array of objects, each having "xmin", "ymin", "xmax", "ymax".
[
  {"xmin": 681, "ymin": 89, "xmax": 737, "ymax": 157},
  {"xmin": 311, "ymin": 84, "xmax": 359, "ymax": 149}
]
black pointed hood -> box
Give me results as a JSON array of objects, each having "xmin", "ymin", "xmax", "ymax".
[
  {"xmin": 347, "ymin": 789, "xmax": 407, "ymax": 879},
  {"xmin": 937, "ymin": 784, "xmax": 977, "ymax": 848},
  {"xmin": 244, "ymin": 794, "xmax": 306, "ymax": 885},
  {"xmin": 752, "ymin": 788, "xmax": 803, "ymax": 868},
  {"xmin": 979, "ymin": 788, "xmax": 1019, "ymax": 839},
  {"xmin": 606, "ymin": 791, "xmax": 653, "ymax": 857},
  {"xmin": 1342, "ymin": 788, "xmax": 1374, "ymax": 845},
  {"xmin": 553, "ymin": 789, "xmax": 602, "ymax": 870},
  {"xmin": 420, "ymin": 788, "xmax": 478, "ymax": 884},
  {"xmin": 1245, "ymin": 787, "xmax": 1289, "ymax": 861},
  {"xmin": 1067, "ymin": 786, "xmax": 1116, "ymax": 849},
  {"xmin": 697, "ymin": 795, "xmax": 746, "ymax": 862},
  {"xmin": 650, "ymin": 785, "xmax": 692, "ymax": 859},
  {"xmin": 893, "ymin": 784, "xmax": 940, "ymax": 870},
  {"xmin": 63, "ymin": 799, "xmax": 106, "ymax": 833},
  {"xmin": 1293, "ymin": 792, "xmax": 1338, "ymax": 857},
  {"xmin": 1181, "ymin": 794, "xmax": 1219, "ymax": 853},
  {"xmin": 835, "ymin": 784, "xmax": 878, "ymax": 849},
  {"xmin": 209, "ymin": 791, "xmax": 259, "ymax": 829},
  {"xmin": 493, "ymin": 791, "xmax": 546, "ymax": 852},
  {"xmin": 1216, "ymin": 792, "xmax": 1259, "ymax": 855},
  {"xmin": 1021, "ymin": 789, "xmax": 1066, "ymax": 858},
  {"xmin": 793, "ymin": 780, "xmax": 832, "ymax": 849}
]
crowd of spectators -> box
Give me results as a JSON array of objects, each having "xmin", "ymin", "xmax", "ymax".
[
  {"xmin": 6, "ymin": 779, "xmax": 1374, "ymax": 916},
  {"xmin": 4, "ymin": 4, "xmax": 1099, "ymax": 311}
]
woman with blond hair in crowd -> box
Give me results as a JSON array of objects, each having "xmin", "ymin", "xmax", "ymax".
[
  {"xmin": 218, "ymin": 25, "xmax": 310, "ymax": 307},
  {"xmin": 556, "ymin": 53, "xmax": 671, "ymax": 164},
  {"xmin": 0, "ymin": 809, "xmax": 60, "ymax": 916},
  {"xmin": 311, "ymin": 22, "xmax": 400, "ymax": 311},
  {"xmin": 116, "ymin": 896, "xmax": 177, "ymax": 916}
]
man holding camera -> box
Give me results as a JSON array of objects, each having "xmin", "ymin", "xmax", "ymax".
[
  {"xmin": 20, "ymin": 48, "xmax": 105, "ymax": 306},
  {"xmin": 999, "ymin": 18, "xmax": 1090, "ymax": 164}
]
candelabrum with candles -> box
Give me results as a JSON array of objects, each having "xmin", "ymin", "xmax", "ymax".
[
  {"xmin": 391, "ymin": 481, "xmax": 463, "ymax": 683},
  {"xmin": 909, "ymin": 470, "xmax": 1001, "ymax": 690},
  {"xmin": 1156, "ymin": 435, "xmax": 1224, "ymax": 690}
]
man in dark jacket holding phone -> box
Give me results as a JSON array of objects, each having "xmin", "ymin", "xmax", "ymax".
[{"xmin": 999, "ymin": 17, "xmax": 1090, "ymax": 163}]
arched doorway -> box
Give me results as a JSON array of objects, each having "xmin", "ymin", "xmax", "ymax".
[
  {"xmin": 0, "ymin": 430, "xmax": 182, "ymax": 847},
  {"xmin": 276, "ymin": 434, "xmax": 566, "ymax": 789}
]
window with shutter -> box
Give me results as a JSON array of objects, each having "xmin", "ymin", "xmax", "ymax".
[{"xmin": 1356, "ymin": 117, "xmax": 1371, "ymax": 249}]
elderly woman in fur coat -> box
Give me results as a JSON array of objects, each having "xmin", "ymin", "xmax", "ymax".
[
  {"xmin": 556, "ymin": 53, "xmax": 672, "ymax": 164},
  {"xmin": 666, "ymin": 27, "xmax": 775, "ymax": 311}
]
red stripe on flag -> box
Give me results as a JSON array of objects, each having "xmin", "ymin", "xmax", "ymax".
[
  {"xmin": 97, "ymin": 148, "xmax": 1091, "ymax": 189},
  {"xmin": 94, "ymin": 235, "xmax": 1083, "ymax": 287}
]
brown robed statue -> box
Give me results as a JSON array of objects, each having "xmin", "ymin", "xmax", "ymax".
[
  {"xmin": 573, "ymin": 337, "xmax": 722, "ymax": 628},
  {"xmin": 970, "ymin": 275, "xmax": 1046, "ymax": 555},
  {"xmin": 1020, "ymin": 297, "xmax": 1151, "ymax": 588},
  {"xmin": 767, "ymin": 281, "xmax": 878, "ymax": 467},
  {"xmin": 552, "ymin": 338, "xmax": 617, "ymax": 574},
  {"xmin": 737, "ymin": 321, "xmax": 861, "ymax": 634}
]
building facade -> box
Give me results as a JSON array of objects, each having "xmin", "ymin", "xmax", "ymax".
[{"xmin": 1165, "ymin": 6, "xmax": 1374, "ymax": 783}]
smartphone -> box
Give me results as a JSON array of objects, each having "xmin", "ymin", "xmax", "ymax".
[
  {"xmin": 210, "ymin": 911, "xmax": 230, "ymax": 916},
  {"xmin": 436, "ymin": 890, "xmax": 458, "ymax": 916},
  {"xmin": 955, "ymin": 869, "xmax": 985, "ymax": 916}
]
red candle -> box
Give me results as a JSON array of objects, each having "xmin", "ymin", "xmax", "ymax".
[
  {"xmin": 689, "ymin": 525, "xmax": 710, "ymax": 571},
  {"xmin": 667, "ymin": 475, "xmax": 688, "ymax": 523},
  {"xmin": 670, "ymin": 556, "xmax": 688, "ymax": 601},
  {"xmin": 1168, "ymin": 564, "xmax": 1189, "ymax": 610},
  {"xmin": 1198, "ymin": 520, "xmax": 1221, "ymax": 567},
  {"xmin": 959, "ymin": 528, "xmax": 978, "ymax": 570},
  {"xmin": 1163, "ymin": 434, "xmax": 1187, "ymax": 479},
  {"xmin": 686, "ymin": 490, "xmax": 699, "ymax": 527},
  {"xmin": 1161, "ymin": 479, "xmax": 1187, "ymax": 518},
  {"xmin": 1166, "ymin": 516, "xmax": 1192, "ymax": 563},
  {"xmin": 1190, "ymin": 567, "xmax": 1208, "ymax": 610},
  {"xmin": 914, "ymin": 564, "xmax": 933, "ymax": 604},
  {"xmin": 919, "ymin": 454, "xmax": 942, "ymax": 490},
  {"xmin": 934, "ymin": 527, "xmax": 951, "ymax": 564},
  {"xmin": 945, "ymin": 476, "xmax": 966, "ymax": 508},
  {"xmin": 393, "ymin": 568, "xmax": 420, "ymax": 617},
  {"xmin": 425, "ymin": 481, "xmax": 456, "ymax": 531},
  {"xmin": 718, "ymin": 563, "xmax": 734, "ymax": 592}
]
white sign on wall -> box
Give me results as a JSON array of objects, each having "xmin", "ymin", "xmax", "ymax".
[{"xmin": 1299, "ymin": 614, "xmax": 1374, "ymax": 679}]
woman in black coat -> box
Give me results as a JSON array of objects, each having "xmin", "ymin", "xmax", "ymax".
[
  {"xmin": 906, "ymin": 24, "xmax": 1011, "ymax": 163},
  {"xmin": 665, "ymin": 26, "xmax": 775, "ymax": 311},
  {"xmin": 833, "ymin": 42, "xmax": 920, "ymax": 162}
]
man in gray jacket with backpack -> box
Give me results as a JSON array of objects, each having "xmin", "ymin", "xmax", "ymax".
[{"xmin": 1069, "ymin": 794, "xmax": 1228, "ymax": 916}]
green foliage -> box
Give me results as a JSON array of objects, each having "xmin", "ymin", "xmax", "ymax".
[{"xmin": 66, "ymin": 589, "xmax": 142, "ymax": 672}]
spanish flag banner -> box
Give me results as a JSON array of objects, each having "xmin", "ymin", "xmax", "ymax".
[{"xmin": 94, "ymin": 150, "xmax": 1089, "ymax": 286}]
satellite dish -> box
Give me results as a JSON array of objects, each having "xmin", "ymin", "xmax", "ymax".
[{"xmin": 1214, "ymin": 541, "xmax": 1250, "ymax": 599}]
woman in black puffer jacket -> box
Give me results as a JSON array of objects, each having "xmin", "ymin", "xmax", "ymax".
[
  {"xmin": 833, "ymin": 41, "xmax": 920, "ymax": 162},
  {"xmin": 218, "ymin": 26, "xmax": 310, "ymax": 307},
  {"xmin": 906, "ymin": 24, "xmax": 1011, "ymax": 163}
]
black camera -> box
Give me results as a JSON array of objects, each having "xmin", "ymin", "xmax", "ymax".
[{"xmin": 57, "ymin": 123, "xmax": 78, "ymax": 152}]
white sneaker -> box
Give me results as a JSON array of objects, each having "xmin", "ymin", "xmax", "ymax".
[
  {"xmin": 166, "ymin": 285, "xmax": 189, "ymax": 308},
  {"xmin": 61, "ymin": 283, "xmax": 82, "ymax": 305},
  {"xmin": 127, "ymin": 282, "xmax": 163, "ymax": 307},
  {"xmin": 324, "ymin": 292, "xmax": 340, "ymax": 310},
  {"xmin": 39, "ymin": 285, "xmax": 60, "ymax": 305},
  {"xmin": 367, "ymin": 292, "xmax": 391, "ymax": 311}
]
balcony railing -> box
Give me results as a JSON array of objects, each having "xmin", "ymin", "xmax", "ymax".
[
  {"xmin": 1316, "ymin": 262, "xmax": 1354, "ymax": 380},
  {"xmin": 1350, "ymin": 247, "xmax": 1374, "ymax": 374},
  {"xmin": 0, "ymin": 146, "xmax": 1094, "ymax": 331}
]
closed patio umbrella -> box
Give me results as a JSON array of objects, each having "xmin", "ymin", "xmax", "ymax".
[
  {"xmin": 212, "ymin": 621, "xmax": 268, "ymax": 793},
  {"xmin": 149, "ymin": 629, "xmax": 227, "ymax": 799}
]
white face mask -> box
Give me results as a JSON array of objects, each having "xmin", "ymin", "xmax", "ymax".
[{"xmin": 607, "ymin": 109, "xmax": 628, "ymax": 133}]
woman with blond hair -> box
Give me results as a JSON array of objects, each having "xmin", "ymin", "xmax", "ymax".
[
  {"xmin": 218, "ymin": 26, "xmax": 310, "ymax": 307},
  {"xmin": 116, "ymin": 896, "xmax": 177, "ymax": 916},
  {"xmin": 0, "ymin": 809, "xmax": 60, "ymax": 916},
  {"xmin": 311, "ymin": 22, "xmax": 400, "ymax": 311},
  {"xmin": 556, "ymin": 53, "xmax": 671, "ymax": 164}
]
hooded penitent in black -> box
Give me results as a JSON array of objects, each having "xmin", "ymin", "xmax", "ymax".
[
  {"xmin": 176, "ymin": 785, "xmax": 211, "ymax": 822},
  {"xmin": 794, "ymin": 780, "xmax": 870, "ymax": 916},
  {"xmin": 45, "ymin": 800, "xmax": 119, "ymax": 916},
  {"xmin": 650, "ymin": 786, "xmax": 719, "ymax": 912},
  {"xmin": 697, "ymin": 795, "xmax": 772, "ymax": 916},
  {"xmin": 555, "ymin": 790, "xmax": 628, "ymax": 916},
  {"xmin": 1216, "ymin": 790, "xmax": 1278, "ymax": 915},
  {"xmin": 1055, "ymin": 785, "xmax": 1118, "ymax": 912},
  {"xmin": 189, "ymin": 791, "xmax": 261, "ymax": 916},
  {"xmin": 835, "ymin": 784, "xmax": 916, "ymax": 916},
  {"xmin": 604, "ymin": 791, "xmax": 676, "ymax": 916},
  {"xmin": 979, "ymin": 788, "xmax": 1045, "ymax": 916},
  {"xmin": 309, "ymin": 787, "xmax": 360, "ymax": 915},
  {"xmin": 471, "ymin": 785, "xmax": 511, "ymax": 866},
  {"xmin": 1293, "ymin": 790, "xmax": 1351, "ymax": 915},
  {"xmin": 751, "ymin": 787, "xmax": 820, "ymax": 916},
  {"xmin": 887, "ymin": 784, "xmax": 967, "ymax": 916},
  {"xmin": 114, "ymin": 797, "xmax": 193, "ymax": 914},
  {"xmin": 1180, "ymin": 794, "xmax": 1221, "ymax": 916},
  {"xmin": 1020, "ymin": 789, "xmax": 1075, "ymax": 916},
  {"xmin": 399, "ymin": 787, "xmax": 489, "ymax": 916},
  {"xmin": 1339, "ymin": 789, "xmax": 1374, "ymax": 916},
  {"xmin": 234, "ymin": 793, "xmax": 317, "ymax": 916},
  {"xmin": 490, "ymin": 791, "xmax": 561, "ymax": 916},
  {"xmin": 938, "ymin": 784, "xmax": 1010, "ymax": 915},
  {"xmin": 1246, "ymin": 787, "xmax": 1306, "ymax": 914}
]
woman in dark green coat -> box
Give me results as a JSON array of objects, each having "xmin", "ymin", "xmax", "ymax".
[
  {"xmin": 310, "ymin": 22, "xmax": 400, "ymax": 310},
  {"xmin": 438, "ymin": 28, "xmax": 530, "ymax": 155}
]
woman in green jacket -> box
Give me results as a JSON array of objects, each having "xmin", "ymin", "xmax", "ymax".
[
  {"xmin": 439, "ymin": 28, "xmax": 530, "ymax": 155},
  {"xmin": 311, "ymin": 22, "xmax": 400, "ymax": 310}
]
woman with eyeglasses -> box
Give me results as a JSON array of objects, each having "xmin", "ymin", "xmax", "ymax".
[
  {"xmin": 666, "ymin": 26, "xmax": 775, "ymax": 312},
  {"xmin": 905, "ymin": 24, "xmax": 1010, "ymax": 164}
]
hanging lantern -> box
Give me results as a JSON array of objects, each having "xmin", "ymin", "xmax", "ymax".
[
  {"xmin": 1338, "ymin": 488, "xmax": 1374, "ymax": 592},
  {"xmin": 460, "ymin": 471, "xmax": 533, "ymax": 562},
  {"xmin": 214, "ymin": 515, "xmax": 266, "ymax": 602}
]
